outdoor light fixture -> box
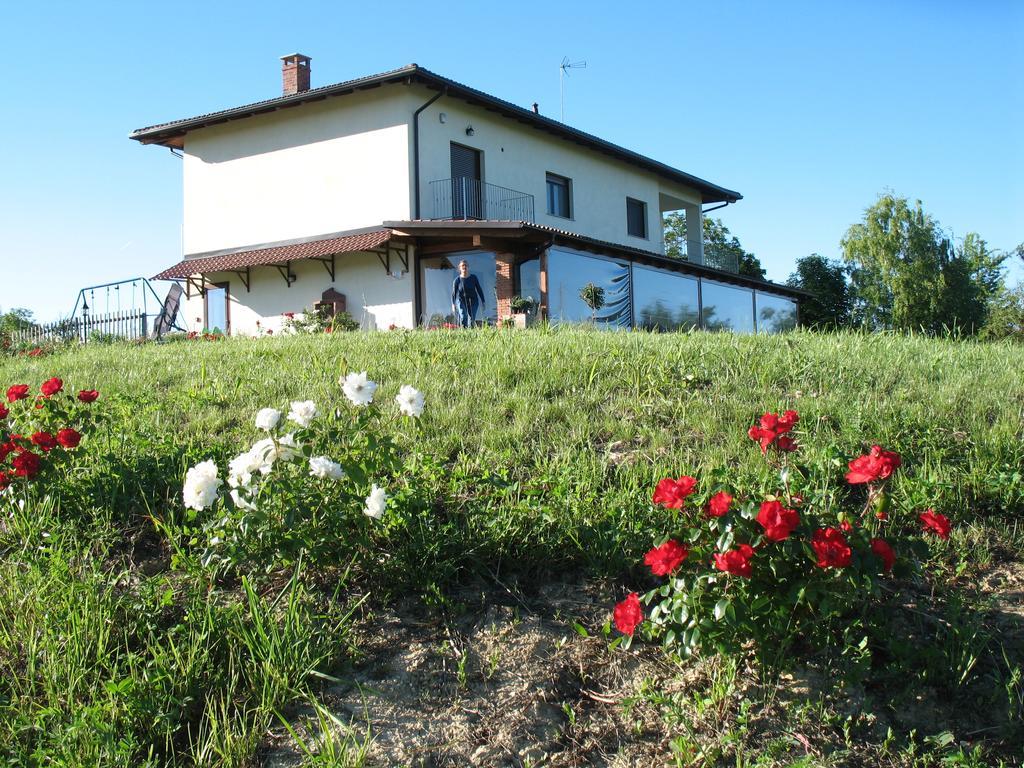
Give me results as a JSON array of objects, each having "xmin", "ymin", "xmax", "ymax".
[
  {"xmin": 465, "ymin": 125, "xmax": 475, "ymax": 136},
  {"xmin": 439, "ymin": 112, "xmax": 447, "ymax": 123}
]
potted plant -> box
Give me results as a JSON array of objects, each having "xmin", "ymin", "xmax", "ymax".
[
  {"xmin": 579, "ymin": 282, "xmax": 606, "ymax": 323},
  {"xmin": 509, "ymin": 295, "xmax": 537, "ymax": 329}
]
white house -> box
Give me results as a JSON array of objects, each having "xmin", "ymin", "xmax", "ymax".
[{"xmin": 133, "ymin": 55, "xmax": 802, "ymax": 335}]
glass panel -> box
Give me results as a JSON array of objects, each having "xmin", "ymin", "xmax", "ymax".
[
  {"xmin": 420, "ymin": 251, "xmax": 497, "ymax": 327},
  {"xmin": 517, "ymin": 257, "xmax": 541, "ymax": 309},
  {"xmin": 547, "ymin": 248, "xmax": 631, "ymax": 328},
  {"xmin": 700, "ymin": 279, "xmax": 754, "ymax": 333},
  {"xmin": 546, "ymin": 176, "xmax": 570, "ymax": 217},
  {"xmin": 632, "ymin": 265, "xmax": 700, "ymax": 331},
  {"xmin": 627, "ymin": 198, "xmax": 646, "ymax": 238},
  {"xmin": 205, "ymin": 285, "xmax": 227, "ymax": 333},
  {"xmin": 755, "ymin": 291, "xmax": 798, "ymax": 333}
]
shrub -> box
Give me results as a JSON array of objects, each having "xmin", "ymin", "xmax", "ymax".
[
  {"xmin": 613, "ymin": 410, "xmax": 951, "ymax": 667},
  {"xmin": 283, "ymin": 308, "xmax": 359, "ymax": 335}
]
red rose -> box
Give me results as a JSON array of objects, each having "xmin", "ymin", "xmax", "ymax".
[
  {"xmin": 77, "ymin": 390, "xmax": 100, "ymax": 403},
  {"xmin": 0, "ymin": 403, "xmax": 8, "ymax": 419},
  {"xmin": 919, "ymin": 509, "xmax": 951, "ymax": 540},
  {"xmin": 875, "ymin": 510, "xmax": 888, "ymax": 521},
  {"xmin": 713, "ymin": 544, "xmax": 754, "ymax": 578},
  {"xmin": 756, "ymin": 500, "xmax": 800, "ymax": 542},
  {"xmin": 0, "ymin": 442, "xmax": 12, "ymax": 462},
  {"xmin": 283, "ymin": 312, "xmax": 295, "ymax": 319},
  {"xmin": 839, "ymin": 520, "xmax": 854, "ymax": 533},
  {"xmin": 613, "ymin": 592, "xmax": 644, "ymax": 636},
  {"xmin": 748, "ymin": 410, "xmax": 800, "ymax": 454},
  {"xmin": 652, "ymin": 476, "xmax": 698, "ymax": 508},
  {"xmin": 57, "ymin": 429, "xmax": 81, "ymax": 449},
  {"xmin": 706, "ymin": 491, "xmax": 733, "ymax": 518},
  {"xmin": 6, "ymin": 385, "xmax": 30, "ymax": 403},
  {"xmin": 845, "ymin": 445, "xmax": 902, "ymax": 485},
  {"xmin": 0, "ymin": 471, "xmax": 9, "ymax": 490},
  {"xmin": 643, "ymin": 539, "xmax": 689, "ymax": 576},
  {"xmin": 811, "ymin": 528, "xmax": 852, "ymax": 569},
  {"xmin": 778, "ymin": 410, "xmax": 799, "ymax": 431},
  {"xmin": 31, "ymin": 432, "xmax": 58, "ymax": 452},
  {"xmin": 40, "ymin": 377, "xmax": 63, "ymax": 397},
  {"xmin": 870, "ymin": 538, "xmax": 896, "ymax": 573},
  {"xmin": 775, "ymin": 435, "xmax": 798, "ymax": 452},
  {"xmin": 11, "ymin": 450, "xmax": 41, "ymax": 478}
]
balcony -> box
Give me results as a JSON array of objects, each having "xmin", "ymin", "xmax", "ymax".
[{"xmin": 429, "ymin": 178, "xmax": 535, "ymax": 223}]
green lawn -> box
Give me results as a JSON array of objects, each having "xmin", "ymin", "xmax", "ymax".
[{"xmin": 1, "ymin": 328, "xmax": 1022, "ymax": 766}]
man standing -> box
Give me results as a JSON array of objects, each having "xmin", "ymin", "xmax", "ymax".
[{"xmin": 451, "ymin": 259, "xmax": 486, "ymax": 328}]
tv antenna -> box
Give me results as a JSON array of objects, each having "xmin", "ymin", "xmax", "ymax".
[{"xmin": 559, "ymin": 56, "xmax": 587, "ymax": 122}]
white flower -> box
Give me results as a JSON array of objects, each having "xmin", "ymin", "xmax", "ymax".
[
  {"xmin": 249, "ymin": 434, "xmax": 301, "ymax": 474},
  {"xmin": 395, "ymin": 384, "xmax": 425, "ymax": 418},
  {"xmin": 363, "ymin": 484, "xmax": 387, "ymax": 519},
  {"xmin": 227, "ymin": 449, "xmax": 263, "ymax": 489},
  {"xmin": 287, "ymin": 400, "xmax": 318, "ymax": 428},
  {"xmin": 229, "ymin": 488, "xmax": 257, "ymax": 511},
  {"xmin": 209, "ymin": 536, "xmax": 222, "ymax": 546},
  {"xmin": 309, "ymin": 455, "xmax": 345, "ymax": 481},
  {"xmin": 183, "ymin": 460, "xmax": 222, "ymax": 511},
  {"xmin": 341, "ymin": 371, "xmax": 377, "ymax": 407},
  {"xmin": 254, "ymin": 407, "xmax": 282, "ymax": 431}
]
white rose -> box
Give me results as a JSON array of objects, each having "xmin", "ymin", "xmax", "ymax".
[
  {"xmin": 395, "ymin": 384, "xmax": 424, "ymax": 418},
  {"xmin": 363, "ymin": 484, "xmax": 387, "ymax": 519},
  {"xmin": 287, "ymin": 400, "xmax": 318, "ymax": 428},
  {"xmin": 227, "ymin": 449, "xmax": 263, "ymax": 489},
  {"xmin": 183, "ymin": 460, "xmax": 222, "ymax": 511},
  {"xmin": 341, "ymin": 371, "xmax": 377, "ymax": 407},
  {"xmin": 254, "ymin": 407, "xmax": 282, "ymax": 431},
  {"xmin": 249, "ymin": 434, "xmax": 300, "ymax": 474},
  {"xmin": 309, "ymin": 455, "xmax": 345, "ymax": 481},
  {"xmin": 229, "ymin": 488, "xmax": 257, "ymax": 511}
]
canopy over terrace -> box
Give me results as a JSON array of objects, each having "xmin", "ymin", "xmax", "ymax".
[{"xmin": 152, "ymin": 228, "xmax": 401, "ymax": 295}]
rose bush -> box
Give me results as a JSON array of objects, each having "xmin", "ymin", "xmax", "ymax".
[
  {"xmin": 613, "ymin": 410, "xmax": 952, "ymax": 664},
  {"xmin": 178, "ymin": 372, "xmax": 425, "ymax": 573},
  {"xmin": 0, "ymin": 377, "xmax": 100, "ymax": 495}
]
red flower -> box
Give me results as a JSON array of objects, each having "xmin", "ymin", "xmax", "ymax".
[
  {"xmin": 811, "ymin": 528, "xmax": 852, "ymax": 569},
  {"xmin": 839, "ymin": 520, "xmax": 854, "ymax": 533},
  {"xmin": 57, "ymin": 429, "xmax": 81, "ymax": 449},
  {"xmin": 756, "ymin": 500, "xmax": 800, "ymax": 542},
  {"xmin": 0, "ymin": 471, "xmax": 9, "ymax": 490},
  {"xmin": 713, "ymin": 544, "xmax": 755, "ymax": 578},
  {"xmin": 870, "ymin": 538, "xmax": 896, "ymax": 573},
  {"xmin": 77, "ymin": 390, "xmax": 100, "ymax": 403},
  {"xmin": 706, "ymin": 491, "xmax": 733, "ymax": 518},
  {"xmin": 28, "ymin": 348, "xmax": 43, "ymax": 357},
  {"xmin": 31, "ymin": 432, "xmax": 58, "ymax": 452},
  {"xmin": 266, "ymin": 329, "xmax": 274, "ymax": 335},
  {"xmin": 11, "ymin": 450, "xmax": 41, "ymax": 478},
  {"xmin": 613, "ymin": 592, "xmax": 644, "ymax": 636},
  {"xmin": 875, "ymin": 510, "xmax": 888, "ymax": 521},
  {"xmin": 845, "ymin": 445, "xmax": 902, "ymax": 484},
  {"xmin": 0, "ymin": 403, "xmax": 8, "ymax": 419},
  {"xmin": 324, "ymin": 326, "xmax": 334, "ymax": 334},
  {"xmin": 283, "ymin": 312, "xmax": 295, "ymax": 319},
  {"xmin": 40, "ymin": 378, "xmax": 63, "ymax": 397},
  {"xmin": 6, "ymin": 385, "xmax": 30, "ymax": 403},
  {"xmin": 0, "ymin": 442, "xmax": 13, "ymax": 462},
  {"xmin": 748, "ymin": 410, "xmax": 800, "ymax": 453},
  {"xmin": 187, "ymin": 331, "xmax": 199, "ymax": 340},
  {"xmin": 919, "ymin": 509, "xmax": 951, "ymax": 540},
  {"xmin": 652, "ymin": 476, "xmax": 697, "ymax": 508},
  {"xmin": 643, "ymin": 539, "xmax": 689, "ymax": 576}
]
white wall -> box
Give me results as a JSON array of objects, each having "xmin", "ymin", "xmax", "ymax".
[
  {"xmin": 182, "ymin": 88, "xmax": 417, "ymax": 255},
  {"xmin": 178, "ymin": 251, "xmax": 415, "ymax": 335},
  {"xmin": 415, "ymin": 90, "xmax": 705, "ymax": 254}
]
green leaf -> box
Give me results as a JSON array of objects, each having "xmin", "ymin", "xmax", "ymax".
[{"xmin": 714, "ymin": 598, "xmax": 729, "ymax": 621}]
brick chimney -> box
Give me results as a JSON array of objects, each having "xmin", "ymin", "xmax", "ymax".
[{"xmin": 280, "ymin": 53, "xmax": 311, "ymax": 95}]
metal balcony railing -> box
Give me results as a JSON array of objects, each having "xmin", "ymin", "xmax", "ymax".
[{"xmin": 429, "ymin": 177, "xmax": 535, "ymax": 222}]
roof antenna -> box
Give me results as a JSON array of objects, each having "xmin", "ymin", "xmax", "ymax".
[{"xmin": 559, "ymin": 56, "xmax": 587, "ymax": 122}]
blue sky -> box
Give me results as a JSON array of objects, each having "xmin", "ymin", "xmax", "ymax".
[{"xmin": 1, "ymin": 0, "xmax": 1020, "ymax": 321}]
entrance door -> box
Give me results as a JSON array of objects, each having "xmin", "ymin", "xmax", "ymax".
[
  {"xmin": 450, "ymin": 142, "xmax": 483, "ymax": 219},
  {"xmin": 205, "ymin": 282, "xmax": 230, "ymax": 334}
]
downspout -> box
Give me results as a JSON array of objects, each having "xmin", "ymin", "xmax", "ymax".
[{"xmin": 412, "ymin": 86, "xmax": 446, "ymax": 327}]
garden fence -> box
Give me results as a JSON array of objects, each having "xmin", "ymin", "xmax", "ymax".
[{"xmin": 9, "ymin": 310, "xmax": 149, "ymax": 346}]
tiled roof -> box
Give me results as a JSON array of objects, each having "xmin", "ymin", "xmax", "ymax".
[{"xmin": 152, "ymin": 229, "xmax": 391, "ymax": 280}]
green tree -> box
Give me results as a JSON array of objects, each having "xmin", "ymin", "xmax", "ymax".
[
  {"xmin": 841, "ymin": 194, "xmax": 1006, "ymax": 333},
  {"xmin": 663, "ymin": 214, "xmax": 766, "ymax": 280},
  {"xmin": 786, "ymin": 254, "xmax": 851, "ymax": 329}
]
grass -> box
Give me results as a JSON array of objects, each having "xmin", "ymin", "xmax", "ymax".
[{"xmin": 1, "ymin": 327, "xmax": 1023, "ymax": 765}]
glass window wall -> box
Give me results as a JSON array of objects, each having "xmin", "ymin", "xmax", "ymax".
[
  {"xmin": 547, "ymin": 248, "xmax": 631, "ymax": 328},
  {"xmin": 700, "ymin": 279, "xmax": 755, "ymax": 333},
  {"xmin": 632, "ymin": 265, "xmax": 699, "ymax": 331},
  {"xmin": 755, "ymin": 291, "xmax": 798, "ymax": 333}
]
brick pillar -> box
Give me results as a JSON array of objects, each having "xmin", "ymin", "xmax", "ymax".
[{"xmin": 495, "ymin": 252, "xmax": 515, "ymax": 321}]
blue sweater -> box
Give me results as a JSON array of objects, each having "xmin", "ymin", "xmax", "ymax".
[{"xmin": 451, "ymin": 274, "xmax": 485, "ymax": 307}]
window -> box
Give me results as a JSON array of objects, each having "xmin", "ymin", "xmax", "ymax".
[
  {"xmin": 546, "ymin": 173, "xmax": 572, "ymax": 218},
  {"xmin": 626, "ymin": 197, "xmax": 647, "ymax": 238},
  {"xmin": 419, "ymin": 251, "xmax": 497, "ymax": 327},
  {"xmin": 546, "ymin": 248, "xmax": 631, "ymax": 328},
  {"xmin": 204, "ymin": 282, "xmax": 229, "ymax": 334}
]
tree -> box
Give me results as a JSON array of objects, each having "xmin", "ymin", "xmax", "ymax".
[
  {"xmin": 840, "ymin": 194, "xmax": 1006, "ymax": 333},
  {"xmin": 663, "ymin": 214, "xmax": 766, "ymax": 280},
  {"xmin": 786, "ymin": 254, "xmax": 851, "ymax": 329}
]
